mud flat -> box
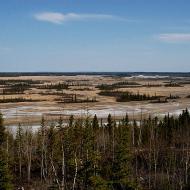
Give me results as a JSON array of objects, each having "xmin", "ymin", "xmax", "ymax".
[{"xmin": 1, "ymin": 100, "xmax": 190, "ymax": 126}]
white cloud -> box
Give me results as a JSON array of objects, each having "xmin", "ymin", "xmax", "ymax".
[
  {"xmin": 157, "ymin": 33, "xmax": 190, "ymax": 42},
  {"xmin": 33, "ymin": 12, "xmax": 125, "ymax": 24},
  {"xmin": 34, "ymin": 12, "xmax": 65, "ymax": 24}
]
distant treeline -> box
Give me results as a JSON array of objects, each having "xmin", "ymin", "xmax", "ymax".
[
  {"xmin": 99, "ymin": 90, "xmax": 160, "ymax": 102},
  {"xmin": 167, "ymin": 94, "xmax": 180, "ymax": 99},
  {"xmin": 37, "ymin": 83, "xmax": 69, "ymax": 90},
  {"xmin": 56, "ymin": 93, "xmax": 97, "ymax": 103},
  {"xmin": 143, "ymin": 83, "xmax": 162, "ymax": 87},
  {"xmin": 72, "ymin": 87, "xmax": 94, "ymax": 91},
  {"xmin": 150, "ymin": 94, "xmax": 180, "ymax": 104},
  {"xmin": 1, "ymin": 72, "xmax": 190, "ymax": 77},
  {"xmin": 178, "ymin": 81, "xmax": 190, "ymax": 85},
  {"xmin": 0, "ymin": 80, "xmax": 43, "ymax": 95},
  {"xmin": 164, "ymin": 83, "xmax": 182, "ymax": 87},
  {"xmin": 97, "ymin": 81, "xmax": 187, "ymax": 91},
  {"xmin": 0, "ymin": 79, "xmax": 42, "ymax": 86},
  {"xmin": 0, "ymin": 97, "xmax": 40, "ymax": 103},
  {"xmin": 0, "ymin": 83, "xmax": 32, "ymax": 95},
  {"xmin": 38, "ymin": 81, "xmax": 93, "ymax": 91},
  {"xmin": 65, "ymin": 81, "xmax": 92, "ymax": 87},
  {"xmin": 96, "ymin": 81, "xmax": 141, "ymax": 90}
]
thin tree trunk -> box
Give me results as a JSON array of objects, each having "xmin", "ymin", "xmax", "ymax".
[
  {"xmin": 72, "ymin": 153, "xmax": 78, "ymax": 190},
  {"xmin": 149, "ymin": 123, "xmax": 152, "ymax": 189},
  {"xmin": 26, "ymin": 131, "xmax": 32, "ymax": 182},
  {"xmin": 51, "ymin": 157, "xmax": 61, "ymax": 189},
  {"xmin": 61, "ymin": 143, "xmax": 65, "ymax": 190},
  {"xmin": 112, "ymin": 124, "xmax": 115, "ymax": 162},
  {"xmin": 27, "ymin": 144, "xmax": 32, "ymax": 182},
  {"xmin": 41, "ymin": 125, "xmax": 47, "ymax": 182},
  {"xmin": 132, "ymin": 125, "xmax": 135, "ymax": 146},
  {"xmin": 138, "ymin": 109, "xmax": 143, "ymax": 146},
  {"xmin": 6, "ymin": 134, "xmax": 9, "ymax": 166},
  {"xmin": 19, "ymin": 139, "xmax": 22, "ymax": 179},
  {"xmin": 185, "ymin": 143, "xmax": 189, "ymax": 185}
]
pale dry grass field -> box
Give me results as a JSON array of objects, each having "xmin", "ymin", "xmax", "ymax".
[{"xmin": 0, "ymin": 75, "xmax": 190, "ymax": 125}]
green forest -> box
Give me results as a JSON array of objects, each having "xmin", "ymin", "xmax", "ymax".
[{"xmin": 0, "ymin": 110, "xmax": 190, "ymax": 189}]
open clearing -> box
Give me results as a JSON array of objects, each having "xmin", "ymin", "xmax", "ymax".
[{"xmin": 0, "ymin": 74, "xmax": 190, "ymax": 126}]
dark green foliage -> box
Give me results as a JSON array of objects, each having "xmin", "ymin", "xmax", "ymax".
[
  {"xmin": 143, "ymin": 83, "xmax": 162, "ymax": 87},
  {"xmin": 164, "ymin": 82, "xmax": 182, "ymax": 87},
  {"xmin": 0, "ymin": 79, "xmax": 41, "ymax": 86},
  {"xmin": 0, "ymin": 97, "xmax": 40, "ymax": 103},
  {"xmin": 116, "ymin": 92, "xmax": 159, "ymax": 102},
  {"xmin": 0, "ymin": 158, "xmax": 13, "ymax": 190},
  {"xmin": 89, "ymin": 176, "xmax": 109, "ymax": 190},
  {"xmin": 0, "ymin": 113, "xmax": 6, "ymax": 146},
  {"xmin": 107, "ymin": 114, "xmax": 113, "ymax": 129},
  {"xmin": 68, "ymin": 115, "xmax": 74, "ymax": 127},
  {"xmin": 38, "ymin": 82, "xmax": 69, "ymax": 91},
  {"xmin": 113, "ymin": 81, "xmax": 140, "ymax": 86},
  {"xmin": 56, "ymin": 93, "xmax": 97, "ymax": 103},
  {"xmin": 2, "ymin": 109, "xmax": 190, "ymax": 189},
  {"xmin": 92, "ymin": 114, "xmax": 99, "ymax": 131},
  {"xmin": 99, "ymin": 90, "xmax": 160, "ymax": 102},
  {"xmin": 0, "ymin": 80, "xmax": 39, "ymax": 95},
  {"xmin": 167, "ymin": 94, "xmax": 180, "ymax": 99},
  {"xmin": 112, "ymin": 125, "xmax": 136, "ymax": 190},
  {"xmin": 97, "ymin": 84, "xmax": 116, "ymax": 90},
  {"xmin": 96, "ymin": 81, "xmax": 141, "ymax": 90},
  {"xmin": 0, "ymin": 113, "xmax": 13, "ymax": 189},
  {"xmin": 122, "ymin": 113, "xmax": 129, "ymax": 125}
]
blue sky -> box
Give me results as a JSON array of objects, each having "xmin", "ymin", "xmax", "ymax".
[{"xmin": 1, "ymin": 0, "xmax": 190, "ymax": 72}]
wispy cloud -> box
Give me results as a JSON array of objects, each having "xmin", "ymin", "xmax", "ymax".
[
  {"xmin": 157, "ymin": 33, "xmax": 190, "ymax": 42},
  {"xmin": 33, "ymin": 12, "xmax": 125, "ymax": 24}
]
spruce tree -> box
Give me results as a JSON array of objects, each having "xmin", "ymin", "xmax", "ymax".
[
  {"xmin": 0, "ymin": 113, "xmax": 13, "ymax": 190},
  {"xmin": 122, "ymin": 113, "xmax": 129, "ymax": 126},
  {"xmin": 0, "ymin": 113, "xmax": 6, "ymax": 146},
  {"xmin": 92, "ymin": 114, "xmax": 99, "ymax": 131},
  {"xmin": 112, "ymin": 124, "xmax": 137, "ymax": 190},
  {"xmin": 107, "ymin": 114, "xmax": 113, "ymax": 136}
]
